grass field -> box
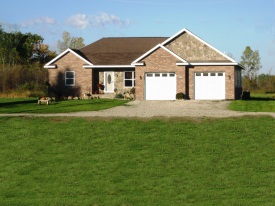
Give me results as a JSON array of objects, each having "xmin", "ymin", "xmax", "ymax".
[
  {"xmin": 251, "ymin": 92, "xmax": 275, "ymax": 99},
  {"xmin": 0, "ymin": 116, "xmax": 274, "ymax": 205},
  {"xmin": 229, "ymin": 93, "xmax": 275, "ymax": 112},
  {"xmin": 0, "ymin": 98, "xmax": 128, "ymax": 113}
]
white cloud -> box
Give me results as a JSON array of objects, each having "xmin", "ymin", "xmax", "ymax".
[
  {"xmin": 66, "ymin": 12, "xmax": 131, "ymax": 29},
  {"xmin": 21, "ymin": 17, "xmax": 56, "ymax": 27},
  {"xmin": 66, "ymin": 14, "xmax": 90, "ymax": 29}
]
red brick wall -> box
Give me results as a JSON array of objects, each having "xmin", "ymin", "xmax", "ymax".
[
  {"xmin": 135, "ymin": 47, "xmax": 186, "ymax": 100},
  {"xmin": 48, "ymin": 52, "xmax": 92, "ymax": 97}
]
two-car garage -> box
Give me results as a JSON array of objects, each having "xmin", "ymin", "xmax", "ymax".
[{"xmin": 144, "ymin": 71, "xmax": 226, "ymax": 100}]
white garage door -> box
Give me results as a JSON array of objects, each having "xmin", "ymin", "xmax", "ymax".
[
  {"xmin": 195, "ymin": 72, "xmax": 225, "ymax": 100},
  {"xmin": 145, "ymin": 73, "xmax": 176, "ymax": 100}
]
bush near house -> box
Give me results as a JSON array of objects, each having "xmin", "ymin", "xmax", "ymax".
[{"xmin": 176, "ymin": 92, "xmax": 185, "ymax": 99}]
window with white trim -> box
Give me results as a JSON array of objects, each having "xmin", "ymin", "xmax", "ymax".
[
  {"xmin": 124, "ymin": 71, "xmax": 135, "ymax": 87},
  {"xmin": 65, "ymin": 71, "xmax": 75, "ymax": 86}
]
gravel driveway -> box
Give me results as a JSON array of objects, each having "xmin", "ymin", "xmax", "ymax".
[{"xmin": 1, "ymin": 100, "xmax": 274, "ymax": 118}]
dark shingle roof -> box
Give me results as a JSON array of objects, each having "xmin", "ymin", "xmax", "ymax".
[{"xmin": 79, "ymin": 37, "xmax": 168, "ymax": 65}]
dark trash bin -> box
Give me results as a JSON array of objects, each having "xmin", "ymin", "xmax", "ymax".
[{"xmin": 242, "ymin": 91, "xmax": 250, "ymax": 100}]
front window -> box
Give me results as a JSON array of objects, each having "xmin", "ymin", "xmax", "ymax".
[
  {"xmin": 65, "ymin": 71, "xmax": 75, "ymax": 86},
  {"xmin": 124, "ymin": 71, "xmax": 135, "ymax": 87}
]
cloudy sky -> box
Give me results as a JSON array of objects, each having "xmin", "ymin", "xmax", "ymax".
[{"xmin": 0, "ymin": 0, "xmax": 274, "ymax": 73}]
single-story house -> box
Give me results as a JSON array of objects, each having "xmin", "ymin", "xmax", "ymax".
[{"xmin": 44, "ymin": 28, "xmax": 243, "ymax": 100}]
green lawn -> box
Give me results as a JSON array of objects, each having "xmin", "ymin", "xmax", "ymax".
[
  {"xmin": 0, "ymin": 98, "xmax": 128, "ymax": 113},
  {"xmin": 251, "ymin": 92, "xmax": 275, "ymax": 99},
  {"xmin": 229, "ymin": 93, "xmax": 275, "ymax": 112},
  {"xmin": 0, "ymin": 116, "xmax": 274, "ymax": 205}
]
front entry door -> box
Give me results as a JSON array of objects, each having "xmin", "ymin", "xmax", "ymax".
[{"xmin": 104, "ymin": 72, "xmax": 114, "ymax": 93}]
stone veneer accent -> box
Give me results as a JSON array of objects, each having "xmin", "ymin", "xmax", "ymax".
[
  {"xmin": 165, "ymin": 32, "xmax": 229, "ymax": 62},
  {"xmin": 98, "ymin": 69, "xmax": 135, "ymax": 94},
  {"xmin": 135, "ymin": 47, "xmax": 185, "ymax": 100},
  {"xmin": 48, "ymin": 52, "xmax": 92, "ymax": 97}
]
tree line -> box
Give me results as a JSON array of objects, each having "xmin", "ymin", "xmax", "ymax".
[
  {"xmin": 0, "ymin": 27, "xmax": 85, "ymax": 97},
  {"xmin": 240, "ymin": 46, "xmax": 275, "ymax": 93}
]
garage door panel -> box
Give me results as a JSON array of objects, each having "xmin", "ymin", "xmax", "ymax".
[
  {"xmin": 195, "ymin": 72, "xmax": 225, "ymax": 100},
  {"xmin": 145, "ymin": 73, "xmax": 176, "ymax": 100}
]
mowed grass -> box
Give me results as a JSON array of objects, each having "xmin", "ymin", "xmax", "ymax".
[
  {"xmin": 229, "ymin": 93, "xmax": 275, "ymax": 112},
  {"xmin": 0, "ymin": 116, "xmax": 274, "ymax": 205},
  {"xmin": 0, "ymin": 98, "xmax": 128, "ymax": 113}
]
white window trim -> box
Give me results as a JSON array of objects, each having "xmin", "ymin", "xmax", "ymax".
[
  {"xmin": 124, "ymin": 71, "xmax": 135, "ymax": 88},
  {"xmin": 65, "ymin": 71, "xmax": 75, "ymax": 86}
]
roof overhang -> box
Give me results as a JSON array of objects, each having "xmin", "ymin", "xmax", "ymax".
[
  {"xmin": 176, "ymin": 62, "xmax": 241, "ymax": 67},
  {"xmin": 189, "ymin": 62, "xmax": 239, "ymax": 66},
  {"xmin": 44, "ymin": 65, "xmax": 57, "ymax": 69},
  {"xmin": 44, "ymin": 48, "xmax": 93, "ymax": 69},
  {"xmin": 131, "ymin": 62, "xmax": 145, "ymax": 66},
  {"xmin": 83, "ymin": 65, "xmax": 135, "ymax": 69}
]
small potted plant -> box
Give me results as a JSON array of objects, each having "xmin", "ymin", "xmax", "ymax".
[{"xmin": 97, "ymin": 82, "xmax": 104, "ymax": 94}]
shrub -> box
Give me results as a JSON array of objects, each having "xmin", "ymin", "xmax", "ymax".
[
  {"xmin": 130, "ymin": 87, "xmax": 135, "ymax": 94},
  {"xmin": 176, "ymin": 92, "xmax": 185, "ymax": 99},
  {"xmin": 115, "ymin": 93, "xmax": 124, "ymax": 99}
]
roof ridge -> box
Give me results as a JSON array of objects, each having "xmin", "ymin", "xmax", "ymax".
[{"xmin": 101, "ymin": 37, "xmax": 169, "ymax": 39}]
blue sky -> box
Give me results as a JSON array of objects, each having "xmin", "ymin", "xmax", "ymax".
[{"xmin": 0, "ymin": 0, "xmax": 274, "ymax": 73}]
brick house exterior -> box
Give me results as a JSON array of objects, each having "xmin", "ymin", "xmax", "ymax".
[
  {"xmin": 47, "ymin": 51, "xmax": 92, "ymax": 97},
  {"xmin": 44, "ymin": 28, "xmax": 243, "ymax": 100},
  {"xmin": 135, "ymin": 47, "xmax": 186, "ymax": 100}
]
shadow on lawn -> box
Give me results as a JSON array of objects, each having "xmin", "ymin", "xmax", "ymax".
[
  {"xmin": 241, "ymin": 91, "xmax": 275, "ymax": 101},
  {"xmin": 243, "ymin": 97, "xmax": 275, "ymax": 101},
  {"xmin": 0, "ymin": 100, "xmax": 38, "ymax": 107}
]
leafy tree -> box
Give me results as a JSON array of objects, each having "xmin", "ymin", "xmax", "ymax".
[
  {"xmin": 57, "ymin": 31, "xmax": 85, "ymax": 53},
  {"xmin": 0, "ymin": 25, "xmax": 56, "ymax": 95},
  {"xmin": 31, "ymin": 42, "xmax": 57, "ymax": 64},
  {"xmin": 0, "ymin": 28, "xmax": 50, "ymax": 66},
  {"xmin": 240, "ymin": 46, "xmax": 262, "ymax": 79}
]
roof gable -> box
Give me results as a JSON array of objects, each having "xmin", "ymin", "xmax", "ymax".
[
  {"xmin": 163, "ymin": 28, "xmax": 236, "ymax": 63},
  {"xmin": 131, "ymin": 44, "xmax": 188, "ymax": 65},
  {"xmin": 44, "ymin": 48, "xmax": 93, "ymax": 68}
]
